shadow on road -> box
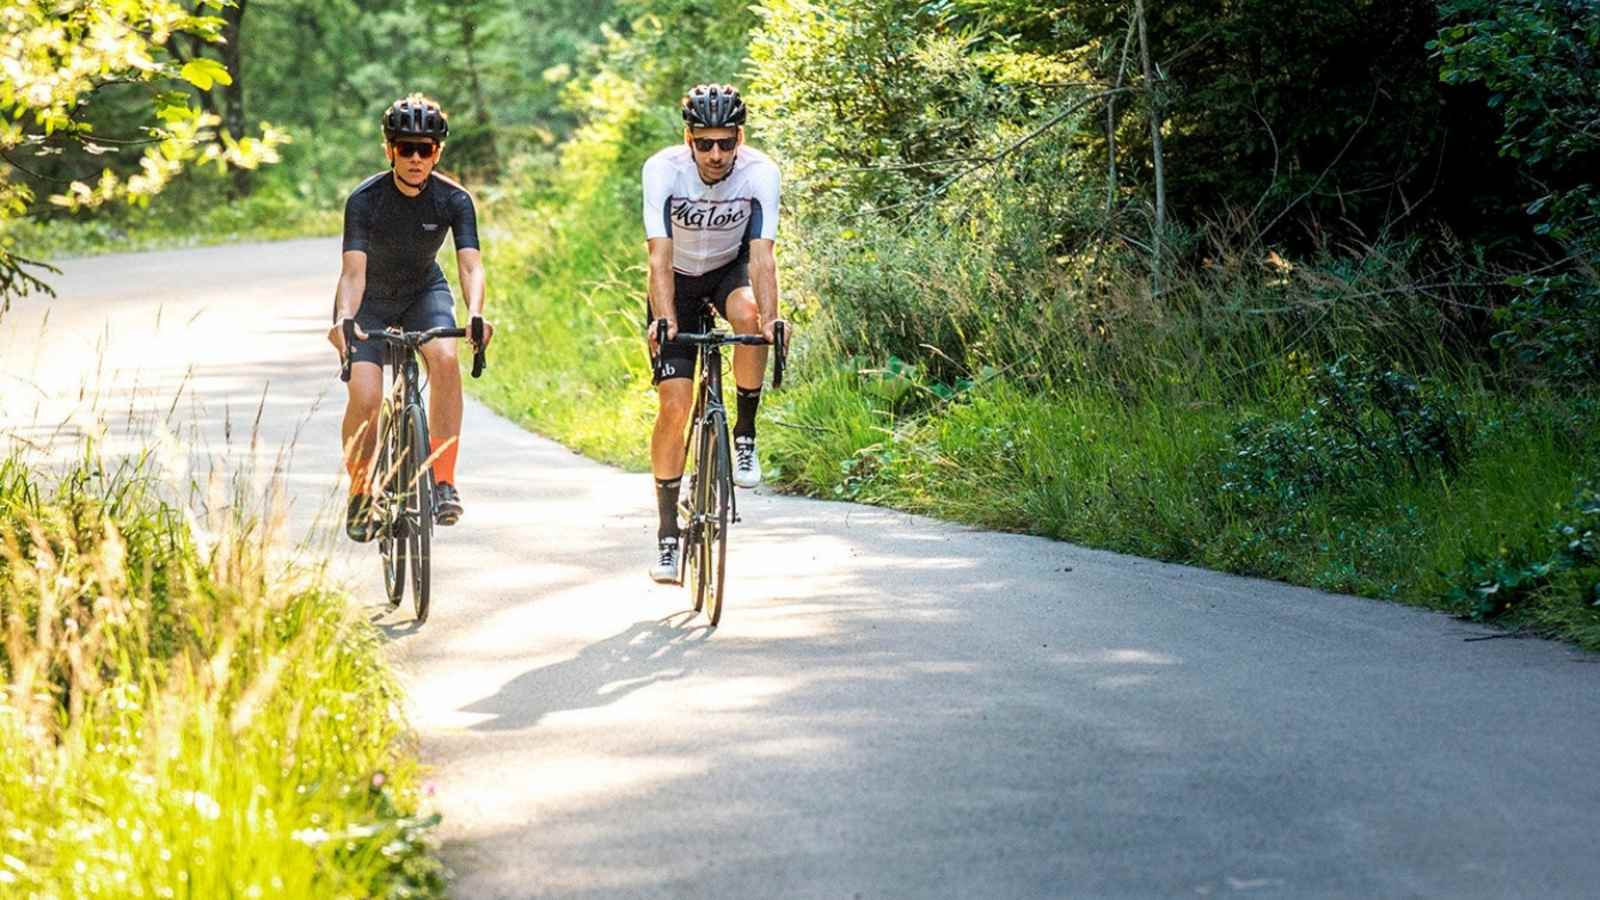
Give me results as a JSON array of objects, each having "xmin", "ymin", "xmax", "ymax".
[{"xmin": 461, "ymin": 614, "xmax": 713, "ymax": 731}]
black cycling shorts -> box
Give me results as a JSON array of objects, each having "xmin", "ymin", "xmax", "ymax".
[
  {"xmin": 348, "ymin": 281, "xmax": 457, "ymax": 366},
  {"xmin": 646, "ymin": 258, "xmax": 751, "ymax": 384}
]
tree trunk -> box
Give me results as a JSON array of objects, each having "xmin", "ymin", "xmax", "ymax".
[
  {"xmin": 1135, "ymin": 0, "xmax": 1166, "ymax": 295},
  {"xmin": 460, "ymin": 10, "xmax": 501, "ymax": 177},
  {"xmin": 221, "ymin": 0, "xmax": 250, "ymax": 197},
  {"xmin": 1107, "ymin": 13, "xmax": 1137, "ymax": 216}
]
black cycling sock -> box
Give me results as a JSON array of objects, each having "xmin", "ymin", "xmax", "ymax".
[
  {"xmin": 734, "ymin": 387, "xmax": 761, "ymax": 439},
  {"xmin": 656, "ymin": 477, "xmax": 681, "ymax": 540}
]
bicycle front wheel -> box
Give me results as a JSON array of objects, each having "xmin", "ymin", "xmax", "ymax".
[
  {"xmin": 377, "ymin": 406, "xmax": 406, "ymax": 608},
  {"xmin": 695, "ymin": 412, "xmax": 732, "ymax": 626},
  {"xmin": 405, "ymin": 403, "xmax": 434, "ymax": 624}
]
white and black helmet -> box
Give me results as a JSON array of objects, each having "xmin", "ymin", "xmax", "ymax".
[
  {"xmin": 382, "ymin": 94, "xmax": 449, "ymax": 142},
  {"xmin": 681, "ymin": 83, "xmax": 747, "ymax": 129}
]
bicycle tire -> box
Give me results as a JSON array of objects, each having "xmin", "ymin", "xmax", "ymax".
[
  {"xmin": 685, "ymin": 445, "xmax": 705, "ymax": 610},
  {"xmin": 405, "ymin": 404, "xmax": 433, "ymax": 624},
  {"xmin": 678, "ymin": 389, "xmax": 704, "ymax": 599},
  {"xmin": 376, "ymin": 406, "xmax": 406, "ymax": 608},
  {"xmin": 702, "ymin": 414, "xmax": 731, "ymax": 626}
]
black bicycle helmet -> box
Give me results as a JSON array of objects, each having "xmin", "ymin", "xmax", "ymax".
[
  {"xmin": 382, "ymin": 93, "xmax": 449, "ymax": 142},
  {"xmin": 681, "ymin": 83, "xmax": 747, "ymax": 129}
]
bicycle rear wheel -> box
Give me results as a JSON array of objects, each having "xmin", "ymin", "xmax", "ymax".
[
  {"xmin": 376, "ymin": 406, "xmax": 406, "ymax": 608},
  {"xmin": 405, "ymin": 404, "xmax": 434, "ymax": 624}
]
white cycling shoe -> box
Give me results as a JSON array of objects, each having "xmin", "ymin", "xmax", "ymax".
[
  {"xmin": 649, "ymin": 536, "xmax": 681, "ymax": 583},
  {"xmin": 733, "ymin": 435, "xmax": 761, "ymax": 488}
]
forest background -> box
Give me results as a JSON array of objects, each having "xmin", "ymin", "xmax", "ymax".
[{"xmin": 6, "ymin": 0, "xmax": 1600, "ymax": 654}]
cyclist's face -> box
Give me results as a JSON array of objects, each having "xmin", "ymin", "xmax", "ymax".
[
  {"xmin": 386, "ymin": 139, "xmax": 440, "ymax": 182},
  {"xmin": 686, "ymin": 127, "xmax": 740, "ymax": 182}
]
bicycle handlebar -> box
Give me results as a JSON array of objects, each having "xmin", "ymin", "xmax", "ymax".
[
  {"xmin": 652, "ymin": 320, "xmax": 789, "ymax": 390},
  {"xmin": 338, "ymin": 322, "xmax": 488, "ymax": 382}
]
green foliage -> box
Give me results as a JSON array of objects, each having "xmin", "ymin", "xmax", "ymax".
[
  {"xmin": 1447, "ymin": 485, "xmax": 1600, "ymax": 624},
  {"xmin": 1221, "ymin": 358, "xmax": 1472, "ymax": 510},
  {"xmin": 1490, "ymin": 272, "xmax": 1600, "ymax": 383},
  {"xmin": 750, "ymin": 0, "xmax": 1055, "ymax": 216},
  {"xmin": 0, "ymin": 0, "xmax": 285, "ymax": 302},
  {"xmin": 0, "ymin": 451, "xmax": 445, "ymax": 896},
  {"xmin": 1433, "ymin": 0, "xmax": 1600, "ymax": 384}
]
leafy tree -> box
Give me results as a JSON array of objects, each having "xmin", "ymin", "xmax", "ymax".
[
  {"xmin": 749, "ymin": 0, "xmax": 1078, "ymax": 220},
  {"xmin": 0, "ymin": 0, "xmax": 284, "ymax": 306},
  {"xmin": 1433, "ymin": 0, "xmax": 1599, "ymax": 260},
  {"xmin": 1432, "ymin": 0, "xmax": 1600, "ymax": 381}
]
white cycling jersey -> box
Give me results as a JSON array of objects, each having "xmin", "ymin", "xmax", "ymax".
[{"xmin": 642, "ymin": 144, "xmax": 780, "ymax": 276}]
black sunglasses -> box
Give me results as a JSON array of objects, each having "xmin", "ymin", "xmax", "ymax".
[
  {"xmin": 393, "ymin": 140, "xmax": 437, "ymax": 159},
  {"xmin": 691, "ymin": 136, "xmax": 738, "ymax": 153}
]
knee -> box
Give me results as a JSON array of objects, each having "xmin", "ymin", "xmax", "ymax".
[
  {"xmin": 346, "ymin": 375, "xmax": 382, "ymax": 419},
  {"xmin": 657, "ymin": 391, "xmax": 693, "ymax": 426},
  {"xmin": 425, "ymin": 344, "xmax": 461, "ymax": 376},
  {"xmin": 726, "ymin": 293, "xmax": 759, "ymax": 332}
]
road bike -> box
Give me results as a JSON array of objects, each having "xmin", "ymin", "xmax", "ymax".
[
  {"xmin": 341, "ymin": 319, "xmax": 486, "ymax": 623},
  {"xmin": 653, "ymin": 318, "xmax": 787, "ymax": 626}
]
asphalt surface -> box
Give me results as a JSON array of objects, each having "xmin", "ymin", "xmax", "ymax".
[{"xmin": 3, "ymin": 238, "xmax": 1599, "ymax": 899}]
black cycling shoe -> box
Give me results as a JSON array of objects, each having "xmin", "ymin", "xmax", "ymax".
[
  {"xmin": 435, "ymin": 481, "xmax": 463, "ymax": 526},
  {"xmin": 345, "ymin": 493, "xmax": 377, "ymax": 543}
]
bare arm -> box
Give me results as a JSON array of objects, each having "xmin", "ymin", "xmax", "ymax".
[
  {"xmin": 456, "ymin": 247, "xmax": 486, "ymax": 316},
  {"xmin": 748, "ymin": 239, "xmax": 781, "ymax": 340},
  {"xmin": 647, "ymin": 237, "xmax": 677, "ymax": 345},
  {"xmin": 328, "ymin": 250, "xmax": 368, "ymax": 357},
  {"xmin": 335, "ymin": 250, "xmax": 368, "ymax": 320},
  {"xmin": 455, "ymin": 246, "xmax": 493, "ymax": 349}
]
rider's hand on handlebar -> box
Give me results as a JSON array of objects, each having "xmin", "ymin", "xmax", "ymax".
[
  {"xmin": 470, "ymin": 314, "xmax": 494, "ymax": 351},
  {"xmin": 762, "ymin": 318, "xmax": 788, "ymax": 345},
  {"xmin": 648, "ymin": 317, "xmax": 678, "ymax": 354},
  {"xmin": 328, "ymin": 317, "xmax": 368, "ymax": 358}
]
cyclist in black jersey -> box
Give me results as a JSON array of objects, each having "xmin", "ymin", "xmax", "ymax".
[{"xmin": 328, "ymin": 94, "xmax": 493, "ymax": 542}]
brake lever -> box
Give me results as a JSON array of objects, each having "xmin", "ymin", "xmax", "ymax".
[
  {"xmin": 772, "ymin": 320, "xmax": 787, "ymax": 390},
  {"xmin": 470, "ymin": 316, "xmax": 486, "ymax": 378},
  {"xmin": 649, "ymin": 318, "xmax": 670, "ymax": 382},
  {"xmin": 339, "ymin": 318, "xmax": 356, "ymax": 383}
]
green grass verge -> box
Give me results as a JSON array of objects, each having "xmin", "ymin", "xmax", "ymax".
[
  {"xmin": 0, "ymin": 451, "xmax": 446, "ymax": 896},
  {"xmin": 766, "ymin": 371, "xmax": 1600, "ymax": 648},
  {"xmin": 8, "ymin": 190, "xmax": 339, "ymax": 263}
]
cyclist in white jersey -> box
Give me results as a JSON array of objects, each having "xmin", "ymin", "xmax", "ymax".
[{"xmin": 643, "ymin": 83, "xmax": 785, "ymax": 582}]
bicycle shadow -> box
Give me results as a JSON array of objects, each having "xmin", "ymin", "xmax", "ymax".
[
  {"xmin": 460, "ymin": 612, "xmax": 712, "ymax": 732},
  {"xmin": 372, "ymin": 608, "xmax": 423, "ymax": 637}
]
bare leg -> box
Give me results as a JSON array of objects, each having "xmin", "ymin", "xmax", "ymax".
[
  {"xmin": 652, "ymin": 378, "xmax": 694, "ymax": 479},
  {"xmin": 725, "ymin": 286, "xmax": 768, "ymax": 391},
  {"xmin": 342, "ymin": 362, "xmax": 383, "ymax": 492},
  {"xmin": 420, "ymin": 339, "xmax": 462, "ymax": 481}
]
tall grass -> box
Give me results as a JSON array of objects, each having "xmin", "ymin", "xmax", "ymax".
[{"xmin": 0, "ymin": 448, "xmax": 445, "ymax": 896}]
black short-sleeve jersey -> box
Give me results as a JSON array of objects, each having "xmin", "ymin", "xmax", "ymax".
[{"xmin": 341, "ymin": 170, "xmax": 479, "ymax": 299}]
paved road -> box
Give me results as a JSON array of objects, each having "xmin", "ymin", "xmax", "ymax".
[{"xmin": 4, "ymin": 239, "xmax": 1599, "ymax": 898}]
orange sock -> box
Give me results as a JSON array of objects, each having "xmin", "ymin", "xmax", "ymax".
[
  {"xmin": 347, "ymin": 455, "xmax": 370, "ymax": 496},
  {"xmin": 431, "ymin": 435, "xmax": 459, "ymax": 485}
]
